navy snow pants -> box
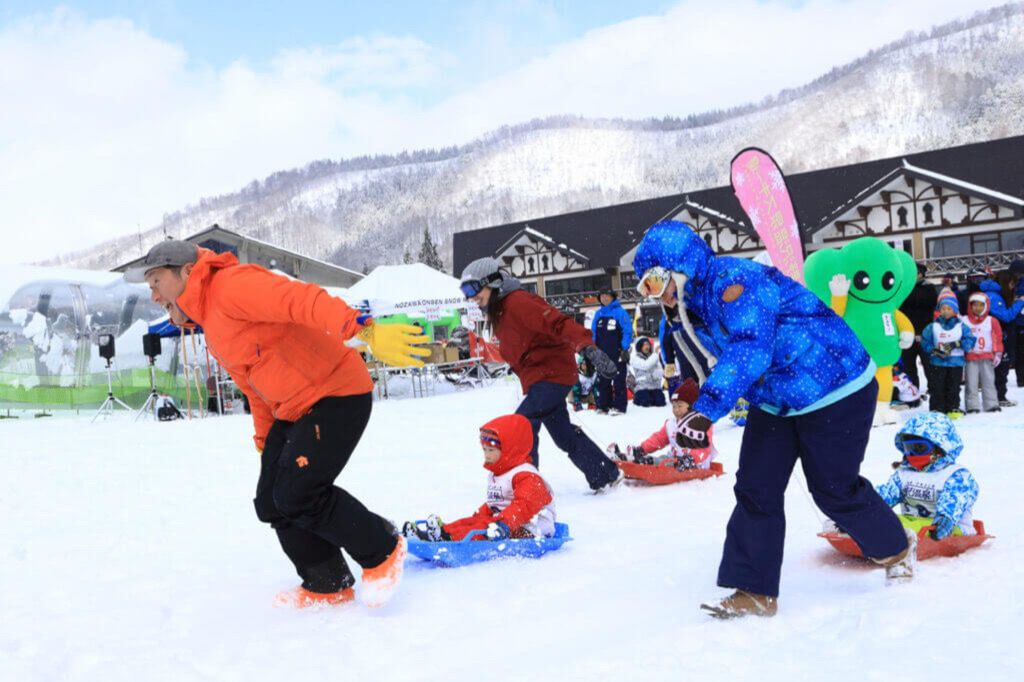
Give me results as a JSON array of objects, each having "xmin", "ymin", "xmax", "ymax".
[
  {"xmin": 633, "ymin": 389, "xmax": 666, "ymax": 407},
  {"xmin": 717, "ymin": 379, "xmax": 907, "ymax": 597},
  {"xmin": 595, "ymin": 358, "xmax": 628, "ymax": 412},
  {"xmin": 516, "ymin": 381, "xmax": 620, "ymax": 490}
]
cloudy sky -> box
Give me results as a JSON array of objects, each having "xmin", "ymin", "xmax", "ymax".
[{"xmin": 0, "ymin": 0, "xmax": 1010, "ymax": 265}]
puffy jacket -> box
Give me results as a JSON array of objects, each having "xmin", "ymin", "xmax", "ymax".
[
  {"xmin": 962, "ymin": 293, "xmax": 1003, "ymax": 361},
  {"xmin": 630, "ymin": 339, "xmax": 663, "ymax": 391},
  {"xmin": 491, "ymin": 276, "xmax": 597, "ymax": 393},
  {"xmin": 591, "ymin": 300, "xmax": 633, "ymax": 355},
  {"xmin": 175, "ymin": 249, "xmax": 373, "ymax": 450},
  {"xmin": 899, "ymin": 277, "xmax": 939, "ymax": 337},
  {"xmin": 876, "ymin": 413, "xmax": 979, "ymax": 534},
  {"xmin": 443, "ymin": 414, "xmax": 553, "ymax": 540},
  {"xmin": 979, "ymin": 280, "xmax": 1024, "ymax": 325},
  {"xmin": 633, "ymin": 221, "xmax": 872, "ymax": 422},
  {"xmin": 920, "ymin": 314, "xmax": 976, "ymax": 367}
]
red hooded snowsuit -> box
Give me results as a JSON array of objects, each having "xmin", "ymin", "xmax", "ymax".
[{"xmin": 443, "ymin": 414, "xmax": 556, "ymax": 541}]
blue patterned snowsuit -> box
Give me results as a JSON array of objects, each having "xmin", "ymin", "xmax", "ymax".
[
  {"xmin": 634, "ymin": 221, "xmax": 908, "ymax": 597},
  {"xmin": 877, "ymin": 413, "xmax": 979, "ymax": 538}
]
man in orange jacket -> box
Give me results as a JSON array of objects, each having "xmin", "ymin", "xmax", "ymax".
[{"xmin": 126, "ymin": 240, "xmax": 429, "ymax": 609}]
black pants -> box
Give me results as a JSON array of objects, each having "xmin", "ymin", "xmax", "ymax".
[
  {"xmin": 633, "ymin": 389, "xmax": 666, "ymax": 407},
  {"xmin": 595, "ymin": 359, "xmax": 628, "ymax": 412},
  {"xmin": 900, "ymin": 342, "xmax": 932, "ymax": 392},
  {"xmin": 516, "ymin": 381, "xmax": 619, "ymax": 490},
  {"xmin": 1016, "ymin": 326, "xmax": 1024, "ymax": 386},
  {"xmin": 929, "ymin": 366, "xmax": 963, "ymax": 414},
  {"xmin": 254, "ymin": 393, "xmax": 397, "ymax": 592}
]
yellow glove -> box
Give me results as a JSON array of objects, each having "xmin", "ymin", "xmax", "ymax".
[{"xmin": 356, "ymin": 320, "xmax": 431, "ymax": 368}]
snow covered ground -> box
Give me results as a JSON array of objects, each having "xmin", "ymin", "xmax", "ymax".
[{"xmin": 2, "ymin": 380, "xmax": 1022, "ymax": 681}]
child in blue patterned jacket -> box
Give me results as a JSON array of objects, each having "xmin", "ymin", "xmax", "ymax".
[
  {"xmin": 875, "ymin": 412, "xmax": 979, "ymax": 539},
  {"xmin": 920, "ymin": 288, "xmax": 975, "ymax": 417}
]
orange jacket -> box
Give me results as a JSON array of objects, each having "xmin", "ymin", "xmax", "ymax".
[{"xmin": 175, "ymin": 249, "xmax": 373, "ymax": 450}]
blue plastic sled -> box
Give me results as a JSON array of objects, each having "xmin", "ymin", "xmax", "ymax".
[{"xmin": 406, "ymin": 522, "xmax": 573, "ymax": 567}]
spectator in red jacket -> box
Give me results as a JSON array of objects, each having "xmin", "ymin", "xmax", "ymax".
[
  {"xmin": 459, "ymin": 258, "xmax": 622, "ymax": 492},
  {"xmin": 403, "ymin": 414, "xmax": 556, "ymax": 541}
]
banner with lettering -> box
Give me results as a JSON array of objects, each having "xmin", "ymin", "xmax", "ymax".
[{"xmin": 730, "ymin": 148, "xmax": 805, "ymax": 284}]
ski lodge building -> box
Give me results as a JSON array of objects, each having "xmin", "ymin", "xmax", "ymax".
[
  {"xmin": 453, "ymin": 135, "xmax": 1024, "ymax": 331},
  {"xmin": 113, "ymin": 224, "xmax": 364, "ymax": 289}
]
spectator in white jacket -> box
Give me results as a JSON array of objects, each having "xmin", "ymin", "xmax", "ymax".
[{"xmin": 631, "ymin": 337, "xmax": 666, "ymax": 407}]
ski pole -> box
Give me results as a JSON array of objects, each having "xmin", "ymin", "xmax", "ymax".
[{"xmin": 190, "ymin": 330, "xmax": 205, "ymax": 419}]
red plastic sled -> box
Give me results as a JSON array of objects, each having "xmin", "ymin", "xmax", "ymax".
[
  {"xmin": 616, "ymin": 460, "xmax": 725, "ymax": 485},
  {"xmin": 818, "ymin": 520, "xmax": 993, "ymax": 561}
]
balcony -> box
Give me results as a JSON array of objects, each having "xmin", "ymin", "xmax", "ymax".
[
  {"xmin": 543, "ymin": 287, "xmax": 644, "ymax": 312},
  {"xmin": 921, "ymin": 249, "xmax": 1024, "ymax": 276}
]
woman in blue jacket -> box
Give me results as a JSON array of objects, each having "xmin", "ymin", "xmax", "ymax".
[{"xmin": 633, "ymin": 221, "xmax": 912, "ymax": 619}]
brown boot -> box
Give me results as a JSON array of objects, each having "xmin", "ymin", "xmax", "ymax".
[
  {"xmin": 700, "ymin": 590, "xmax": 778, "ymax": 619},
  {"xmin": 872, "ymin": 527, "xmax": 917, "ymax": 584}
]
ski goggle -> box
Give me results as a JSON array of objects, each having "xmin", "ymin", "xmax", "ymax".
[
  {"xmin": 460, "ymin": 273, "xmax": 501, "ymax": 299},
  {"xmin": 897, "ymin": 438, "xmax": 935, "ymax": 457},
  {"xmin": 637, "ymin": 266, "xmax": 672, "ymax": 299},
  {"xmin": 480, "ymin": 429, "xmax": 501, "ymax": 449}
]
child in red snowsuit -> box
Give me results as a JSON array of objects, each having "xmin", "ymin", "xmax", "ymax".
[
  {"xmin": 403, "ymin": 414, "xmax": 557, "ymax": 542},
  {"xmin": 608, "ymin": 378, "xmax": 717, "ymax": 470}
]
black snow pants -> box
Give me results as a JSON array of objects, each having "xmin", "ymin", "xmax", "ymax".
[{"xmin": 254, "ymin": 393, "xmax": 397, "ymax": 593}]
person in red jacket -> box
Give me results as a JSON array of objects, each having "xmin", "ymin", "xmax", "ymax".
[
  {"xmin": 403, "ymin": 414, "xmax": 556, "ymax": 541},
  {"xmin": 607, "ymin": 379, "xmax": 718, "ymax": 470},
  {"xmin": 125, "ymin": 240, "xmax": 429, "ymax": 609},
  {"xmin": 458, "ymin": 258, "xmax": 623, "ymax": 492}
]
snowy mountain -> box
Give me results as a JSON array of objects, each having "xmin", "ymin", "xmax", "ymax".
[{"xmin": 45, "ymin": 4, "xmax": 1024, "ymax": 274}]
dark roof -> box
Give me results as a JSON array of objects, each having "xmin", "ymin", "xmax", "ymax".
[{"xmin": 453, "ymin": 134, "xmax": 1024, "ymax": 274}]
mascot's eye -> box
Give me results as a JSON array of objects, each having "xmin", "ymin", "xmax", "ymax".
[
  {"xmin": 882, "ymin": 272, "xmax": 895, "ymax": 290},
  {"xmin": 854, "ymin": 271, "xmax": 870, "ymax": 289}
]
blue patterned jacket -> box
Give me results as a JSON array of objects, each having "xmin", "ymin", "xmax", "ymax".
[
  {"xmin": 877, "ymin": 412, "xmax": 979, "ymax": 532},
  {"xmin": 633, "ymin": 221, "xmax": 872, "ymax": 422}
]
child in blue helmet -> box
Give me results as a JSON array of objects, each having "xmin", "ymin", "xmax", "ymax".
[{"xmin": 876, "ymin": 412, "xmax": 980, "ymax": 539}]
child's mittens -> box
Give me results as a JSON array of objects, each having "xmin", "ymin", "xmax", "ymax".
[
  {"xmin": 486, "ymin": 521, "xmax": 511, "ymax": 540},
  {"xmin": 626, "ymin": 444, "xmax": 646, "ymax": 462},
  {"xmin": 931, "ymin": 514, "xmax": 956, "ymax": 540},
  {"xmin": 673, "ymin": 453, "xmax": 696, "ymax": 470}
]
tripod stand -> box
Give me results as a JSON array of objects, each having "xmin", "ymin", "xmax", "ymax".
[
  {"xmin": 135, "ymin": 356, "xmax": 160, "ymax": 421},
  {"xmin": 91, "ymin": 357, "xmax": 134, "ymax": 422}
]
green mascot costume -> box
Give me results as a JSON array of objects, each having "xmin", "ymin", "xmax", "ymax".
[{"xmin": 804, "ymin": 237, "xmax": 918, "ymax": 425}]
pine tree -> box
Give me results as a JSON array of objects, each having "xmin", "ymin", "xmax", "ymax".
[
  {"xmin": 418, "ymin": 227, "xmax": 444, "ymax": 271},
  {"xmin": 403, "ymin": 249, "xmax": 414, "ymax": 264},
  {"xmin": 362, "ymin": 262, "xmax": 370, "ymax": 275}
]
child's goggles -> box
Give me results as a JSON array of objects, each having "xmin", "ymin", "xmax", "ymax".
[
  {"xmin": 479, "ymin": 428, "xmax": 501, "ymax": 449},
  {"xmin": 897, "ymin": 437, "xmax": 937, "ymax": 470},
  {"xmin": 636, "ymin": 266, "xmax": 672, "ymax": 299}
]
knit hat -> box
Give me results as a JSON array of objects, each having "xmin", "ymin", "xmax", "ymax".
[
  {"xmin": 671, "ymin": 378, "xmax": 699, "ymax": 405},
  {"xmin": 936, "ymin": 287, "xmax": 958, "ymax": 313},
  {"xmin": 1009, "ymin": 260, "xmax": 1024, "ymax": 277}
]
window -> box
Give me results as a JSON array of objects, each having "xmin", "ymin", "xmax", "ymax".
[
  {"xmin": 620, "ymin": 271, "xmax": 639, "ymax": 289},
  {"xmin": 544, "ymin": 274, "xmax": 611, "ymax": 296},
  {"xmin": 198, "ymin": 238, "xmax": 239, "ymax": 256},
  {"xmin": 521, "ymin": 282, "xmax": 538, "ymax": 295},
  {"xmin": 927, "ymin": 228, "xmax": 1024, "ymax": 258},
  {"xmin": 927, "ymin": 235, "xmax": 970, "ymax": 258}
]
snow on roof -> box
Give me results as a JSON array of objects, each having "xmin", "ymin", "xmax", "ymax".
[{"xmin": 901, "ymin": 161, "xmax": 1024, "ymax": 208}]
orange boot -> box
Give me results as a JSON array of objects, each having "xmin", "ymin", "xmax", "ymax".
[
  {"xmin": 361, "ymin": 536, "xmax": 408, "ymax": 608},
  {"xmin": 272, "ymin": 586, "xmax": 356, "ymax": 609}
]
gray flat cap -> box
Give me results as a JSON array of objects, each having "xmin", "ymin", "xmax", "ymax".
[{"xmin": 124, "ymin": 240, "xmax": 199, "ymax": 283}]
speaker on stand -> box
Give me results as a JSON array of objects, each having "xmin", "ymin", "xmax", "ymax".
[{"xmin": 136, "ymin": 332, "xmax": 163, "ymax": 421}]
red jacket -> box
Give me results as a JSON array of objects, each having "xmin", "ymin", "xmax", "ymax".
[
  {"xmin": 493, "ymin": 289, "xmax": 596, "ymax": 392},
  {"xmin": 443, "ymin": 414, "xmax": 553, "ymax": 541},
  {"xmin": 176, "ymin": 249, "xmax": 373, "ymax": 450}
]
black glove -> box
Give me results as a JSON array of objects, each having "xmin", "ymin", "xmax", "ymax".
[
  {"xmin": 675, "ymin": 411, "xmax": 713, "ymax": 449},
  {"xmin": 582, "ymin": 345, "xmax": 618, "ymax": 379},
  {"xmin": 673, "ymin": 453, "xmax": 696, "ymax": 470},
  {"xmin": 619, "ymin": 349, "xmax": 630, "ymax": 363}
]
